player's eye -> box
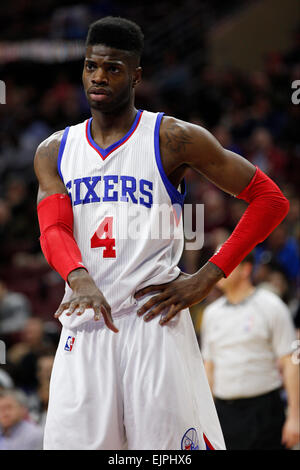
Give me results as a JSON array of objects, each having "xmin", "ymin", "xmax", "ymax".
[
  {"xmin": 85, "ymin": 62, "xmax": 96, "ymax": 71},
  {"xmin": 108, "ymin": 65, "xmax": 120, "ymax": 73}
]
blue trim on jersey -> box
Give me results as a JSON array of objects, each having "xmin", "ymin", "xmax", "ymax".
[
  {"xmin": 87, "ymin": 109, "xmax": 142, "ymax": 158},
  {"xmin": 154, "ymin": 112, "xmax": 186, "ymax": 207},
  {"xmin": 57, "ymin": 126, "xmax": 70, "ymax": 184}
]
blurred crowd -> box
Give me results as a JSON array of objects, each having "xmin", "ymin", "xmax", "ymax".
[{"xmin": 0, "ymin": 0, "xmax": 299, "ymax": 450}]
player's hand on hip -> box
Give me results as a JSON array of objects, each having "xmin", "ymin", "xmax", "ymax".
[
  {"xmin": 134, "ymin": 262, "xmax": 224, "ymax": 325},
  {"xmin": 54, "ymin": 268, "xmax": 118, "ymax": 333}
]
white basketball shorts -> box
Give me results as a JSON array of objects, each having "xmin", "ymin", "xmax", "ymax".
[{"xmin": 43, "ymin": 299, "xmax": 225, "ymax": 450}]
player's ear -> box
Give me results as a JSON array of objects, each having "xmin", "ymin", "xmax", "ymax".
[{"xmin": 132, "ymin": 67, "xmax": 142, "ymax": 88}]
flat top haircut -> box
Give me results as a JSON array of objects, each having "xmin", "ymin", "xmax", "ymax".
[{"xmin": 86, "ymin": 16, "xmax": 144, "ymax": 64}]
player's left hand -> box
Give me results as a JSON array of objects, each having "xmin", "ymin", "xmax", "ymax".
[
  {"xmin": 281, "ymin": 415, "xmax": 300, "ymax": 449},
  {"xmin": 134, "ymin": 262, "xmax": 224, "ymax": 325}
]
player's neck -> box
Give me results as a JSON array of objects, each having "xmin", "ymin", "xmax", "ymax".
[
  {"xmin": 90, "ymin": 103, "xmax": 138, "ymax": 146},
  {"xmin": 225, "ymin": 282, "xmax": 255, "ymax": 305}
]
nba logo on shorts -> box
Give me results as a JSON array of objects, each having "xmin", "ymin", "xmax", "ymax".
[
  {"xmin": 64, "ymin": 336, "xmax": 75, "ymax": 352},
  {"xmin": 181, "ymin": 428, "xmax": 199, "ymax": 450}
]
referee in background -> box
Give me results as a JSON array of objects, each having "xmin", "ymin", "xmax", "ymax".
[{"xmin": 201, "ymin": 252, "xmax": 299, "ymax": 450}]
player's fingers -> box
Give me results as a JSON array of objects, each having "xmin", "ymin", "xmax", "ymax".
[
  {"xmin": 137, "ymin": 291, "xmax": 170, "ymax": 316},
  {"xmin": 54, "ymin": 303, "xmax": 69, "ymax": 318},
  {"xmin": 66, "ymin": 301, "xmax": 79, "ymax": 316},
  {"xmin": 93, "ymin": 304, "xmax": 101, "ymax": 321},
  {"xmin": 134, "ymin": 284, "xmax": 166, "ymax": 299},
  {"xmin": 159, "ymin": 304, "xmax": 182, "ymax": 325},
  {"xmin": 143, "ymin": 297, "xmax": 177, "ymax": 322},
  {"xmin": 76, "ymin": 302, "xmax": 88, "ymax": 315},
  {"xmin": 100, "ymin": 305, "xmax": 119, "ymax": 333}
]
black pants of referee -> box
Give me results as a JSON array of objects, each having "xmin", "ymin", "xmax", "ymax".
[{"xmin": 215, "ymin": 388, "xmax": 286, "ymax": 450}]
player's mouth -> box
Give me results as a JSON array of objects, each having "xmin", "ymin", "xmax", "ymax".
[{"xmin": 88, "ymin": 87, "xmax": 111, "ymax": 102}]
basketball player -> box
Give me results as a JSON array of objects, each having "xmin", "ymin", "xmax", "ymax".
[{"xmin": 34, "ymin": 17, "xmax": 289, "ymax": 450}]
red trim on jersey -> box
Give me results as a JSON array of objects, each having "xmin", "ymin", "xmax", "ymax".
[
  {"xmin": 85, "ymin": 111, "xmax": 143, "ymax": 161},
  {"xmin": 203, "ymin": 433, "xmax": 215, "ymax": 450}
]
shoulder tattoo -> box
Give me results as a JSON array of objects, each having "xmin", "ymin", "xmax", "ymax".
[
  {"xmin": 36, "ymin": 129, "xmax": 64, "ymax": 163},
  {"xmin": 160, "ymin": 120, "xmax": 192, "ymax": 159}
]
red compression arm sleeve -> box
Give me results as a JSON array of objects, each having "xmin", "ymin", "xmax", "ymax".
[
  {"xmin": 209, "ymin": 167, "xmax": 289, "ymax": 277},
  {"xmin": 37, "ymin": 193, "xmax": 88, "ymax": 282}
]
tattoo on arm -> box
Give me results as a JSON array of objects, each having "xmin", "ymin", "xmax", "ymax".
[
  {"xmin": 161, "ymin": 122, "xmax": 192, "ymax": 158},
  {"xmin": 34, "ymin": 130, "xmax": 66, "ymax": 204},
  {"xmin": 37, "ymin": 130, "xmax": 64, "ymax": 163}
]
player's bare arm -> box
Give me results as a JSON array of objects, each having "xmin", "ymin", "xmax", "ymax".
[
  {"xmin": 34, "ymin": 133, "xmax": 118, "ymax": 332},
  {"xmin": 159, "ymin": 117, "xmax": 256, "ymax": 195},
  {"xmin": 34, "ymin": 130, "xmax": 67, "ymax": 203},
  {"xmin": 135, "ymin": 117, "xmax": 289, "ymax": 324}
]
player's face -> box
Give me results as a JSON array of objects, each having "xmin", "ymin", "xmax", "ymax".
[{"xmin": 82, "ymin": 45, "xmax": 141, "ymax": 113}]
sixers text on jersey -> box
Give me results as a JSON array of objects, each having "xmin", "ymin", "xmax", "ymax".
[{"xmin": 65, "ymin": 175, "xmax": 153, "ymax": 208}]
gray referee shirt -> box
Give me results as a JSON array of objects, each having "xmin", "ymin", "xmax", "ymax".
[{"xmin": 201, "ymin": 287, "xmax": 296, "ymax": 400}]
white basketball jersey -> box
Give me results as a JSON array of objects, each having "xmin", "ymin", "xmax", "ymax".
[{"xmin": 57, "ymin": 109, "xmax": 186, "ymax": 324}]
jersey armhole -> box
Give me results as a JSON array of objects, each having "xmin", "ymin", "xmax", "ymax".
[
  {"xmin": 57, "ymin": 126, "xmax": 70, "ymax": 184},
  {"xmin": 154, "ymin": 112, "xmax": 186, "ymax": 206}
]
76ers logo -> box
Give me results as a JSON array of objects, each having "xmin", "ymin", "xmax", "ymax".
[
  {"xmin": 181, "ymin": 428, "xmax": 199, "ymax": 450},
  {"xmin": 64, "ymin": 336, "xmax": 75, "ymax": 352}
]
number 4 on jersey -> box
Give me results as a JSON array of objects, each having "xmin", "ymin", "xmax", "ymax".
[{"xmin": 91, "ymin": 216, "xmax": 116, "ymax": 258}]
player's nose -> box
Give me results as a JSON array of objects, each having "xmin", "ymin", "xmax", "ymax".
[{"xmin": 91, "ymin": 67, "xmax": 108, "ymax": 85}]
